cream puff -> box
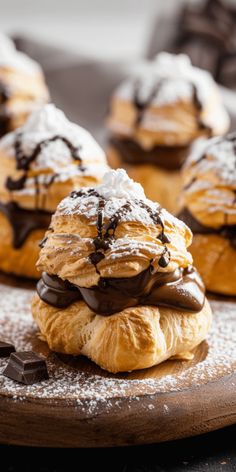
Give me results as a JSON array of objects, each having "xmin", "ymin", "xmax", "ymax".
[
  {"xmin": 180, "ymin": 133, "xmax": 236, "ymax": 295},
  {"xmin": 0, "ymin": 33, "xmax": 49, "ymax": 136},
  {"xmin": 0, "ymin": 103, "xmax": 109, "ymax": 278},
  {"xmin": 107, "ymin": 52, "xmax": 229, "ymax": 214},
  {"xmin": 32, "ymin": 168, "xmax": 212, "ymax": 373}
]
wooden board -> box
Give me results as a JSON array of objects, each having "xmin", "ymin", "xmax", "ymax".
[{"xmin": 0, "ymin": 274, "xmax": 235, "ymax": 448}]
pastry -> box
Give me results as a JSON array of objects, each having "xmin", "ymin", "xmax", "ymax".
[
  {"xmin": 0, "ymin": 103, "xmax": 108, "ymax": 278},
  {"xmin": 32, "ymin": 168, "xmax": 212, "ymax": 373},
  {"xmin": 180, "ymin": 133, "xmax": 236, "ymax": 295},
  {"xmin": 0, "ymin": 33, "xmax": 49, "ymax": 137},
  {"xmin": 107, "ymin": 52, "xmax": 229, "ymax": 214}
]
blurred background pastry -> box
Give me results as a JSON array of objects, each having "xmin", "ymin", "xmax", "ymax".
[
  {"xmin": 0, "ymin": 33, "xmax": 49, "ymax": 137},
  {"xmin": 107, "ymin": 52, "xmax": 229, "ymax": 214},
  {"xmin": 32, "ymin": 168, "xmax": 212, "ymax": 373},
  {"xmin": 0, "ymin": 103, "xmax": 108, "ymax": 278},
  {"xmin": 180, "ymin": 133, "xmax": 236, "ymax": 295}
]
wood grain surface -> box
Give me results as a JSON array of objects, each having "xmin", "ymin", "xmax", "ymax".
[{"xmin": 0, "ymin": 274, "xmax": 235, "ymax": 448}]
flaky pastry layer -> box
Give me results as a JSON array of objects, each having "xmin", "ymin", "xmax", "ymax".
[
  {"xmin": 189, "ymin": 233, "xmax": 236, "ymax": 295},
  {"xmin": 108, "ymin": 91, "xmax": 229, "ymax": 149},
  {"xmin": 32, "ymin": 295, "xmax": 212, "ymax": 373},
  {"xmin": 37, "ymin": 201, "xmax": 193, "ymax": 288},
  {"xmin": 183, "ymin": 136, "xmax": 236, "ymax": 228}
]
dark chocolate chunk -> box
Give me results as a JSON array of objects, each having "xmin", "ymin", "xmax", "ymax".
[
  {"xmin": 3, "ymin": 351, "xmax": 49, "ymax": 385},
  {"xmin": 0, "ymin": 341, "xmax": 15, "ymax": 358},
  {"xmin": 158, "ymin": 250, "xmax": 170, "ymax": 268}
]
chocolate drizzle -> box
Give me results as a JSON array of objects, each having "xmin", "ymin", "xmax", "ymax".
[
  {"xmin": 132, "ymin": 76, "xmax": 212, "ymax": 135},
  {"xmin": 133, "ymin": 78, "xmax": 164, "ymax": 126},
  {"xmin": 179, "ymin": 207, "xmax": 236, "ymax": 249},
  {"xmin": 0, "ymin": 81, "xmax": 11, "ymax": 137},
  {"xmin": 0, "ymin": 201, "xmax": 51, "ymax": 248},
  {"xmin": 37, "ymin": 265, "xmax": 205, "ymax": 315},
  {"xmin": 6, "ymin": 134, "xmax": 83, "ymax": 200},
  {"xmin": 70, "ymin": 190, "xmax": 171, "ymax": 271}
]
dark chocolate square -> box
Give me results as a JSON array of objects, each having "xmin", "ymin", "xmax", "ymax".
[
  {"xmin": 0, "ymin": 341, "xmax": 15, "ymax": 358},
  {"xmin": 3, "ymin": 351, "xmax": 49, "ymax": 385}
]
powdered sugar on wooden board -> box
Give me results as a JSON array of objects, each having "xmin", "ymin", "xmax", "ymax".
[{"xmin": 0, "ymin": 283, "xmax": 235, "ymax": 414}]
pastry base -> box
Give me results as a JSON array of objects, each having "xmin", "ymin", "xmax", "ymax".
[
  {"xmin": 32, "ymin": 294, "xmax": 212, "ymax": 373},
  {"xmin": 107, "ymin": 145, "xmax": 182, "ymax": 214}
]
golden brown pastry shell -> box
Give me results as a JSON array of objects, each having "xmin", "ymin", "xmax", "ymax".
[
  {"xmin": 0, "ymin": 212, "xmax": 46, "ymax": 279},
  {"xmin": 189, "ymin": 233, "xmax": 236, "ymax": 296},
  {"xmin": 0, "ymin": 67, "xmax": 49, "ymax": 133},
  {"xmin": 32, "ymin": 295, "xmax": 212, "ymax": 373}
]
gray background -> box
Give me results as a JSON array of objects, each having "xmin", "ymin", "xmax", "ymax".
[{"xmin": 0, "ymin": 0, "xmax": 194, "ymax": 60}]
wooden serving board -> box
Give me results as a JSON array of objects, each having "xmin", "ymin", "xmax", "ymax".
[{"xmin": 0, "ymin": 274, "xmax": 235, "ymax": 448}]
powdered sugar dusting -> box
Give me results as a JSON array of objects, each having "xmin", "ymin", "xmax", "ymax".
[
  {"xmin": 186, "ymin": 134, "xmax": 236, "ymax": 188},
  {"xmin": 184, "ymin": 134, "xmax": 236, "ymax": 220},
  {"xmin": 0, "ymin": 282, "xmax": 235, "ymax": 414},
  {"xmin": 116, "ymin": 53, "xmax": 220, "ymax": 109},
  {"xmin": 0, "ymin": 104, "xmax": 108, "ymax": 191},
  {"xmin": 58, "ymin": 169, "xmax": 188, "ymax": 232}
]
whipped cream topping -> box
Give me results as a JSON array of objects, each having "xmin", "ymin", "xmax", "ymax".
[
  {"xmin": 58, "ymin": 168, "xmax": 189, "ymax": 232},
  {"xmin": 0, "ymin": 104, "xmax": 108, "ymax": 185},
  {"xmin": 96, "ymin": 168, "xmax": 146, "ymax": 200},
  {"xmin": 114, "ymin": 52, "xmax": 220, "ymax": 109},
  {"xmin": 0, "ymin": 33, "xmax": 41, "ymax": 75}
]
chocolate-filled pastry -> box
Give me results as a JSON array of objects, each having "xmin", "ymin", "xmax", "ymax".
[
  {"xmin": 107, "ymin": 53, "xmax": 229, "ymax": 214},
  {"xmin": 32, "ymin": 169, "xmax": 212, "ymax": 373},
  {"xmin": 0, "ymin": 104, "xmax": 108, "ymax": 278},
  {"xmin": 0, "ymin": 34, "xmax": 49, "ymax": 136},
  {"xmin": 180, "ymin": 133, "xmax": 236, "ymax": 295}
]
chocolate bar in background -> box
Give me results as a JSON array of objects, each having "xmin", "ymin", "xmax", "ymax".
[{"xmin": 147, "ymin": 0, "xmax": 236, "ymax": 89}]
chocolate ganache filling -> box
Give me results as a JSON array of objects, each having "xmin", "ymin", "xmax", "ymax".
[
  {"xmin": 0, "ymin": 81, "xmax": 11, "ymax": 137},
  {"xmin": 37, "ymin": 265, "xmax": 205, "ymax": 315},
  {"xmin": 179, "ymin": 207, "xmax": 236, "ymax": 249},
  {"xmin": 110, "ymin": 137, "xmax": 191, "ymax": 170}
]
